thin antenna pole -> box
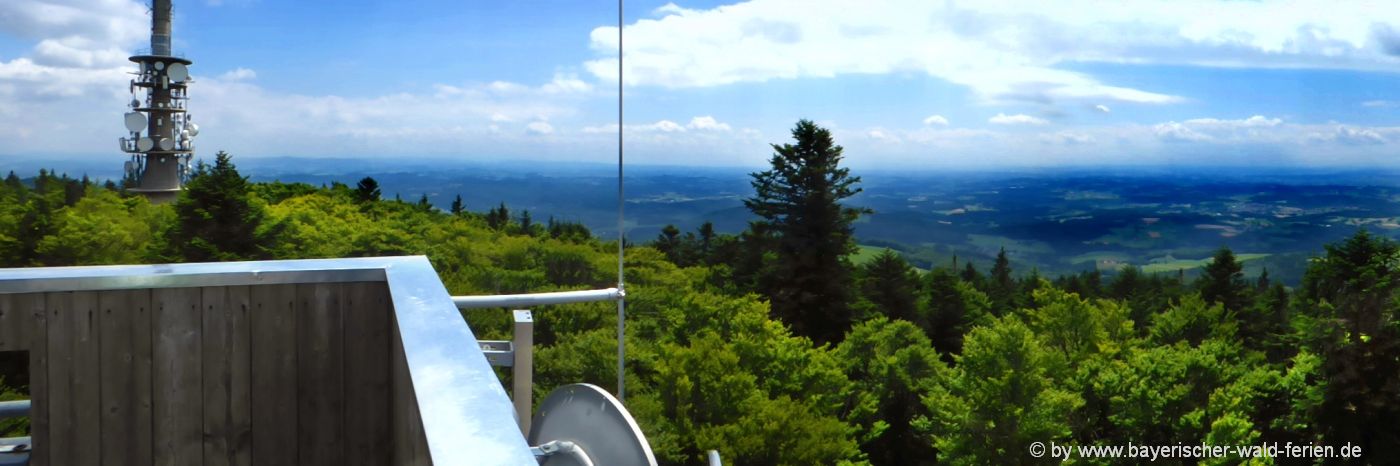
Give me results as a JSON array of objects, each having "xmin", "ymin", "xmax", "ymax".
[{"xmin": 616, "ymin": 0, "xmax": 626, "ymax": 403}]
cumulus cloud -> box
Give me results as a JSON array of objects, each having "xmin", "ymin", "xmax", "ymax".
[
  {"xmin": 1094, "ymin": 105, "xmax": 1111, "ymax": 113},
  {"xmin": 687, "ymin": 116, "xmax": 731, "ymax": 131},
  {"xmin": 989, "ymin": 113, "xmax": 1049, "ymax": 125},
  {"xmin": 584, "ymin": 0, "xmax": 1400, "ymax": 107},
  {"xmin": 1309, "ymin": 125, "xmax": 1387, "ymax": 145},
  {"xmin": 526, "ymin": 121, "xmax": 555, "ymax": 135},
  {"xmin": 1362, "ymin": 100, "xmax": 1399, "ymax": 108},
  {"xmin": 1040, "ymin": 131, "xmax": 1094, "ymax": 145},
  {"xmin": 922, "ymin": 115, "xmax": 949, "ymax": 126},
  {"xmin": 219, "ymin": 68, "xmax": 257, "ymax": 81},
  {"xmin": 1154, "ymin": 122, "xmax": 1213, "ymax": 142}
]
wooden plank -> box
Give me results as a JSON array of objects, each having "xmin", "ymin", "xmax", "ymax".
[
  {"xmin": 391, "ymin": 318, "xmax": 430, "ymax": 466},
  {"xmin": 47, "ymin": 291, "xmax": 101, "ymax": 465},
  {"xmin": 228, "ymin": 286, "xmax": 252, "ymax": 466},
  {"xmin": 202, "ymin": 286, "xmax": 254, "ymax": 466},
  {"xmin": 16, "ymin": 293, "xmax": 48, "ymax": 466},
  {"xmin": 99, "ymin": 289, "xmax": 154, "ymax": 466},
  {"xmin": 250, "ymin": 284, "xmax": 297, "ymax": 466},
  {"xmin": 297, "ymin": 283, "xmax": 345, "ymax": 466},
  {"xmin": 343, "ymin": 282, "xmax": 391, "ymax": 465},
  {"xmin": 154, "ymin": 287, "xmax": 203, "ymax": 466},
  {"xmin": 0, "ymin": 293, "xmax": 27, "ymax": 351}
]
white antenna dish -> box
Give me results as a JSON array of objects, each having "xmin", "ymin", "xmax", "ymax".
[
  {"xmin": 124, "ymin": 112, "xmax": 147, "ymax": 132},
  {"xmin": 168, "ymin": 63, "xmax": 189, "ymax": 82},
  {"xmin": 137, "ymin": 137, "xmax": 154, "ymax": 152},
  {"xmin": 157, "ymin": 137, "xmax": 173, "ymax": 151},
  {"xmin": 187, "ymin": 122, "xmax": 199, "ymax": 137},
  {"xmin": 528, "ymin": 384, "xmax": 657, "ymax": 466},
  {"xmin": 154, "ymin": 61, "xmax": 165, "ymax": 71}
]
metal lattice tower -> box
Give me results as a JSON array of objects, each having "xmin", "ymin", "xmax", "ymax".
[{"xmin": 120, "ymin": 0, "xmax": 198, "ymax": 204}]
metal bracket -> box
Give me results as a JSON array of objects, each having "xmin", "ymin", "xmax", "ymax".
[{"xmin": 479, "ymin": 340, "xmax": 514, "ymax": 367}]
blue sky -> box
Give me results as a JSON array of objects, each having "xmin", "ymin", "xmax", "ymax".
[{"xmin": 2, "ymin": 0, "xmax": 1400, "ymax": 169}]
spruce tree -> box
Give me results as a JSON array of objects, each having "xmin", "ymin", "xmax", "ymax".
[
  {"xmin": 1197, "ymin": 247, "xmax": 1249, "ymax": 312},
  {"xmin": 164, "ymin": 151, "xmax": 279, "ymax": 262},
  {"xmin": 450, "ymin": 194, "xmax": 464, "ymax": 215},
  {"xmin": 857, "ymin": 249, "xmax": 920, "ymax": 323},
  {"xmin": 744, "ymin": 120, "xmax": 867, "ymax": 344},
  {"xmin": 354, "ymin": 176, "xmax": 380, "ymax": 203}
]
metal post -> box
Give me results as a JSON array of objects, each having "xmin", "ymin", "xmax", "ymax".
[{"xmin": 512, "ymin": 309, "xmax": 534, "ymax": 436}]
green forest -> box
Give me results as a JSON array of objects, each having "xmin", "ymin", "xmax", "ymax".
[{"xmin": 2, "ymin": 121, "xmax": 1399, "ymax": 465}]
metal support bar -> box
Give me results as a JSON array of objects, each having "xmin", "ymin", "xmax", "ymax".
[
  {"xmin": 512, "ymin": 310, "xmax": 534, "ymax": 437},
  {"xmin": 452, "ymin": 288, "xmax": 621, "ymax": 310},
  {"xmin": 708, "ymin": 450, "xmax": 723, "ymax": 466},
  {"xmin": 0, "ymin": 401, "xmax": 28, "ymax": 420},
  {"xmin": 479, "ymin": 340, "xmax": 514, "ymax": 367}
]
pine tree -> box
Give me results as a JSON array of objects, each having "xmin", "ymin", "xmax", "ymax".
[
  {"xmin": 164, "ymin": 151, "xmax": 280, "ymax": 262},
  {"xmin": 988, "ymin": 247, "xmax": 1016, "ymax": 314},
  {"xmin": 450, "ymin": 194, "xmax": 464, "ymax": 215},
  {"xmin": 1197, "ymin": 247, "xmax": 1249, "ymax": 312},
  {"xmin": 857, "ymin": 249, "xmax": 920, "ymax": 323},
  {"xmin": 743, "ymin": 120, "xmax": 867, "ymax": 344},
  {"xmin": 519, "ymin": 210, "xmax": 533, "ymax": 235},
  {"xmin": 415, "ymin": 194, "xmax": 432, "ymax": 211},
  {"xmin": 354, "ymin": 176, "xmax": 381, "ymax": 203}
]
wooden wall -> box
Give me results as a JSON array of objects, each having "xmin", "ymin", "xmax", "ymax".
[{"xmin": 0, "ymin": 281, "xmax": 431, "ymax": 466}]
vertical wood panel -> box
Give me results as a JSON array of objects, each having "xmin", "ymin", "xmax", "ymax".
[
  {"xmin": 201, "ymin": 286, "xmax": 254, "ymax": 466},
  {"xmin": 99, "ymin": 289, "xmax": 154, "ymax": 466},
  {"xmin": 18, "ymin": 293, "xmax": 48, "ymax": 466},
  {"xmin": 250, "ymin": 284, "xmax": 297, "ymax": 466},
  {"xmin": 343, "ymin": 283, "xmax": 391, "ymax": 466},
  {"xmin": 2, "ymin": 293, "xmax": 48, "ymax": 465},
  {"xmin": 47, "ymin": 291, "xmax": 101, "ymax": 465},
  {"xmin": 297, "ymin": 283, "xmax": 345, "ymax": 466},
  {"xmin": 154, "ymin": 287, "xmax": 203, "ymax": 466}
]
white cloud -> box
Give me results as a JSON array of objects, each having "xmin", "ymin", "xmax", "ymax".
[
  {"xmin": 1183, "ymin": 115, "xmax": 1282, "ymax": 128},
  {"xmin": 1309, "ymin": 125, "xmax": 1387, "ymax": 145},
  {"xmin": 922, "ymin": 115, "xmax": 949, "ymax": 126},
  {"xmin": 866, "ymin": 128, "xmax": 899, "ymax": 143},
  {"xmin": 1040, "ymin": 131, "xmax": 1094, "ymax": 145},
  {"xmin": 687, "ymin": 116, "xmax": 731, "ymax": 131},
  {"xmin": 490, "ymin": 113, "xmax": 512, "ymax": 123},
  {"xmin": 540, "ymin": 73, "xmax": 592, "ymax": 94},
  {"xmin": 1094, "ymin": 105, "xmax": 1111, "ymax": 113},
  {"xmin": 526, "ymin": 121, "xmax": 555, "ymax": 135},
  {"xmin": 1154, "ymin": 122, "xmax": 1213, "ymax": 142},
  {"xmin": 219, "ymin": 68, "xmax": 257, "ymax": 81},
  {"xmin": 1362, "ymin": 100, "xmax": 1399, "ymax": 108},
  {"xmin": 989, "ymin": 113, "xmax": 1048, "ymax": 125},
  {"xmin": 587, "ymin": 0, "xmax": 1400, "ymax": 106},
  {"xmin": 653, "ymin": 2, "xmax": 696, "ymax": 17}
]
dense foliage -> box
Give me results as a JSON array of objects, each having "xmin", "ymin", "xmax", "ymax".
[{"xmin": 1, "ymin": 129, "xmax": 1397, "ymax": 463}]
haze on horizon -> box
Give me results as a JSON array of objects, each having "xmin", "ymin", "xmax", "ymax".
[{"xmin": 1, "ymin": 0, "xmax": 1400, "ymax": 170}]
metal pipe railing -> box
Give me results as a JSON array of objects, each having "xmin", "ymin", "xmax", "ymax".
[
  {"xmin": 0, "ymin": 401, "xmax": 28, "ymax": 420},
  {"xmin": 452, "ymin": 288, "xmax": 622, "ymax": 309}
]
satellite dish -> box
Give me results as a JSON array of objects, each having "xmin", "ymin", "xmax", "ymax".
[
  {"xmin": 124, "ymin": 112, "xmax": 146, "ymax": 132},
  {"xmin": 168, "ymin": 63, "xmax": 189, "ymax": 82},
  {"xmin": 131, "ymin": 98, "xmax": 140, "ymax": 108},
  {"xmin": 154, "ymin": 61, "xmax": 165, "ymax": 71},
  {"xmin": 528, "ymin": 384, "xmax": 657, "ymax": 466},
  {"xmin": 187, "ymin": 122, "xmax": 199, "ymax": 137},
  {"xmin": 137, "ymin": 137, "xmax": 154, "ymax": 152},
  {"xmin": 157, "ymin": 137, "xmax": 173, "ymax": 151}
]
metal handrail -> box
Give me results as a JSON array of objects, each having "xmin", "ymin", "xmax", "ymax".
[
  {"xmin": 452, "ymin": 288, "xmax": 622, "ymax": 309},
  {"xmin": 0, "ymin": 401, "xmax": 28, "ymax": 420}
]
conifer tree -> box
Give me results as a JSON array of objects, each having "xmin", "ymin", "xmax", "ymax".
[
  {"xmin": 744, "ymin": 120, "xmax": 867, "ymax": 344},
  {"xmin": 857, "ymin": 249, "xmax": 921, "ymax": 323},
  {"xmin": 164, "ymin": 151, "xmax": 280, "ymax": 262},
  {"xmin": 450, "ymin": 194, "xmax": 464, "ymax": 215},
  {"xmin": 354, "ymin": 176, "xmax": 380, "ymax": 203}
]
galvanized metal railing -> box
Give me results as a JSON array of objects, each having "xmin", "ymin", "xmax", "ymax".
[
  {"xmin": 0, "ymin": 400, "xmax": 31, "ymax": 464},
  {"xmin": 454, "ymin": 288, "xmax": 624, "ymax": 436}
]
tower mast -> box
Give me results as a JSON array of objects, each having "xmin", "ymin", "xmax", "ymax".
[{"xmin": 121, "ymin": 0, "xmax": 197, "ymax": 204}]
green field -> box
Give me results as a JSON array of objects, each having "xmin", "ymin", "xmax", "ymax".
[
  {"xmin": 851, "ymin": 245, "xmax": 929, "ymax": 273},
  {"xmin": 1141, "ymin": 253, "xmax": 1270, "ymax": 274}
]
